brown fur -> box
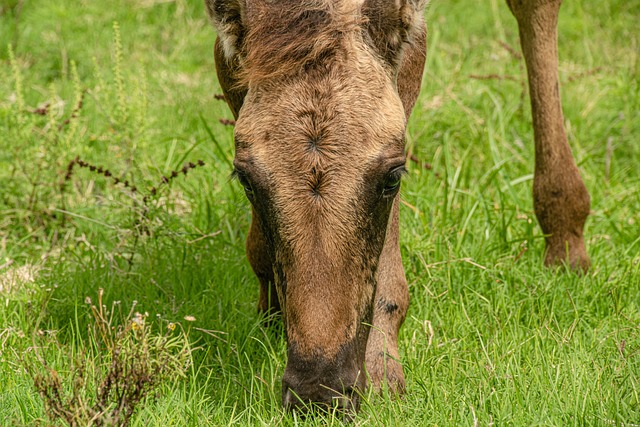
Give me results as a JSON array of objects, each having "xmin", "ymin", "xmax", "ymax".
[
  {"xmin": 207, "ymin": 0, "xmax": 424, "ymax": 410},
  {"xmin": 205, "ymin": 0, "xmax": 591, "ymax": 412},
  {"xmin": 506, "ymin": 0, "xmax": 591, "ymax": 270},
  {"xmin": 240, "ymin": 1, "xmax": 362, "ymax": 86},
  {"xmin": 233, "ymin": 50, "xmax": 407, "ymax": 359}
]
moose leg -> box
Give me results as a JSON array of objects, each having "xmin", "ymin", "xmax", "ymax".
[
  {"xmin": 366, "ymin": 199, "xmax": 409, "ymax": 393},
  {"xmin": 246, "ymin": 210, "xmax": 280, "ymax": 316},
  {"xmin": 506, "ymin": 0, "xmax": 591, "ymax": 270},
  {"xmin": 364, "ymin": 20, "xmax": 424, "ymax": 393}
]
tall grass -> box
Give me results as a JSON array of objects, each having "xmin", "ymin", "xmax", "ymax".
[{"xmin": 1, "ymin": 0, "xmax": 638, "ymax": 425}]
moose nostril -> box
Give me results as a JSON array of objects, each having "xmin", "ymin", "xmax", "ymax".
[
  {"xmin": 282, "ymin": 387, "xmax": 302, "ymax": 411},
  {"xmin": 281, "ymin": 346, "xmax": 364, "ymax": 413},
  {"xmin": 282, "ymin": 383, "xmax": 360, "ymax": 413}
]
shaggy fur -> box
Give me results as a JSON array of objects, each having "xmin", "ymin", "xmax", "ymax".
[
  {"xmin": 208, "ymin": 0, "xmax": 427, "ymax": 87},
  {"xmin": 241, "ymin": 1, "xmax": 362, "ymax": 86}
]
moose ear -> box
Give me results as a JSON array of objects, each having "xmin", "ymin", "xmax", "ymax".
[
  {"xmin": 361, "ymin": 0, "xmax": 427, "ymax": 69},
  {"xmin": 205, "ymin": 0, "xmax": 246, "ymax": 61}
]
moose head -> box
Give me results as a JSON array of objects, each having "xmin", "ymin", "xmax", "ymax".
[{"xmin": 206, "ymin": 0, "xmax": 427, "ymax": 411}]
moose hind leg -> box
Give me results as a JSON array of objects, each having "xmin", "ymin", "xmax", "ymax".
[
  {"xmin": 246, "ymin": 210, "xmax": 280, "ymax": 317},
  {"xmin": 366, "ymin": 199, "xmax": 409, "ymax": 394},
  {"xmin": 507, "ymin": 0, "xmax": 591, "ymax": 271}
]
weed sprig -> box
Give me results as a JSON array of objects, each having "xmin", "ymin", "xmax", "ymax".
[
  {"xmin": 30, "ymin": 289, "xmax": 192, "ymax": 427},
  {"xmin": 63, "ymin": 156, "xmax": 206, "ymax": 205}
]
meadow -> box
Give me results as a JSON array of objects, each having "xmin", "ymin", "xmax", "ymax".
[{"xmin": 1, "ymin": 0, "xmax": 639, "ymax": 425}]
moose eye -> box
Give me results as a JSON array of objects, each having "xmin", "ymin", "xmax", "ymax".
[
  {"xmin": 233, "ymin": 169, "xmax": 254, "ymax": 197},
  {"xmin": 382, "ymin": 166, "xmax": 407, "ymax": 197}
]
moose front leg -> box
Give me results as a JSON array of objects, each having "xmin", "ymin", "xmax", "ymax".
[
  {"xmin": 246, "ymin": 209, "xmax": 280, "ymax": 316},
  {"xmin": 507, "ymin": 0, "xmax": 591, "ymax": 270},
  {"xmin": 366, "ymin": 198, "xmax": 410, "ymax": 394}
]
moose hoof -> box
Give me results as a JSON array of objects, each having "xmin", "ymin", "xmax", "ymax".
[
  {"xmin": 544, "ymin": 236, "xmax": 590, "ymax": 272},
  {"xmin": 367, "ymin": 352, "xmax": 406, "ymax": 395}
]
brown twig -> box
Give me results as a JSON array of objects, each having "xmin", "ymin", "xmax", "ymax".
[
  {"xmin": 58, "ymin": 89, "xmax": 87, "ymax": 130},
  {"xmin": 63, "ymin": 157, "xmax": 205, "ymax": 206},
  {"xmin": 497, "ymin": 40, "xmax": 527, "ymax": 110},
  {"xmin": 219, "ymin": 118, "xmax": 236, "ymax": 126},
  {"xmin": 29, "ymin": 103, "xmax": 50, "ymax": 116},
  {"xmin": 409, "ymin": 154, "xmax": 433, "ymax": 170},
  {"xmin": 64, "ymin": 157, "xmax": 137, "ymax": 193},
  {"xmin": 568, "ymin": 67, "xmax": 603, "ymax": 83},
  {"xmin": 513, "ymin": 241, "xmax": 529, "ymax": 263},
  {"xmin": 469, "ymin": 74, "xmax": 520, "ymax": 82},
  {"xmin": 499, "ymin": 40, "xmax": 522, "ymax": 60},
  {"xmin": 409, "ymin": 154, "xmax": 440, "ymax": 178},
  {"xmin": 145, "ymin": 160, "xmax": 205, "ymax": 202}
]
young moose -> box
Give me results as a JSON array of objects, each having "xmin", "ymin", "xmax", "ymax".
[{"xmin": 205, "ymin": 0, "xmax": 590, "ymax": 412}]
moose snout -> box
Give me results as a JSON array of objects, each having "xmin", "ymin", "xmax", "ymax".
[
  {"xmin": 282, "ymin": 372, "xmax": 361, "ymax": 413},
  {"xmin": 281, "ymin": 348, "xmax": 364, "ymax": 413}
]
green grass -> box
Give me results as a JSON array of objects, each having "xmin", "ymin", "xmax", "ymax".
[{"xmin": 1, "ymin": 0, "xmax": 639, "ymax": 425}]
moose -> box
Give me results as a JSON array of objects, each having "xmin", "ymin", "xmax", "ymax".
[{"xmin": 205, "ymin": 0, "xmax": 591, "ymax": 412}]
